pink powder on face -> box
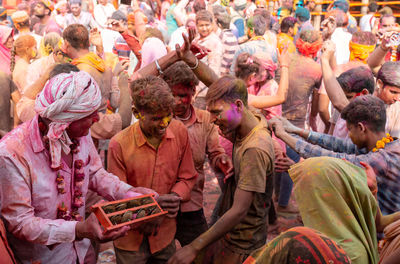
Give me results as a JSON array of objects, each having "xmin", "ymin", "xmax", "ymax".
[{"xmin": 226, "ymin": 103, "xmax": 242, "ymax": 124}]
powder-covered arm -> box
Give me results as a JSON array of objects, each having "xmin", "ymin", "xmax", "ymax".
[{"xmin": 0, "ymin": 156, "xmax": 77, "ymax": 245}]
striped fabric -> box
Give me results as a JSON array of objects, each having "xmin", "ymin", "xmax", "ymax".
[
  {"xmin": 243, "ymin": 227, "xmax": 351, "ymax": 264},
  {"xmin": 219, "ymin": 29, "xmax": 239, "ymax": 76},
  {"xmin": 112, "ymin": 36, "xmax": 131, "ymax": 61}
]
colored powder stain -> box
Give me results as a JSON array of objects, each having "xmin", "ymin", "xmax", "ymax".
[{"xmin": 226, "ymin": 104, "xmax": 242, "ymax": 123}]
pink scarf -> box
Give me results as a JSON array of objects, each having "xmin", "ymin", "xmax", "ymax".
[{"xmin": 0, "ymin": 25, "xmax": 13, "ymax": 75}]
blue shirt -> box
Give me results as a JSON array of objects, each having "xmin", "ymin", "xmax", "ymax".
[{"xmin": 296, "ymin": 131, "xmax": 400, "ymax": 215}]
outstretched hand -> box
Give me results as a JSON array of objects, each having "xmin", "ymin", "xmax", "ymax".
[
  {"xmin": 176, "ymin": 28, "xmax": 210, "ymax": 66},
  {"xmin": 277, "ymin": 46, "xmax": 290, "ymax": 66}
]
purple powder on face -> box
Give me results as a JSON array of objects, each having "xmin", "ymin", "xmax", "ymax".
[{"xmin": 226, "ymin": 103, "xmax": 242, "ymax": 123}]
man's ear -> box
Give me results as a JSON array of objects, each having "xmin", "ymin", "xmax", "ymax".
[
  {"xmin": 132, "ymin": 106, "xmax": 140, "ymax": 119},
  {"xmin": 235, "ymin": 99, "xmax": 244, "ymax": 112},
  {"xmin": 376, "ymin": 79, "xmax": 383, "ymax": 92},
  {"xmin": 357, "ymin": 122, "xmax": 367, "ymax": 133},
  {"xmin": 361, "ymin": 88, "xmax": 369, "ymax": 95}
]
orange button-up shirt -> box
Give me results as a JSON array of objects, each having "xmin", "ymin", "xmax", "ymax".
[{"xmin": 107, "ymin": 119, "xmax": 197, "ymax": 253}]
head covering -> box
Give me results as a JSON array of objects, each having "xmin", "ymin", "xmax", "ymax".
[
  {"xmin": 0, "ymin": 25, "xmax": 13, "ymax": 74},
  {"xmin": 295, "ymin": 7, "xmax": 310, "ymax": 20},
  {"xmin": 35, "ymin": 71, "xmax": 101, "ymax": 168},
  {"xmin": 0, "ymin": 7, "xmax": 7, "ymax": 18},
  {"xmin": 296, "ymin": 32, "xmax": 322, "ymax": 58},
  {"xmin": 289, "ymin": 157, "xmax": 378, "ymax": 264},
  {"xmin": 55, "ymin": 0, "xmax": 67, "ymax": 11},
  {"xmin": 72, "ymin": 52, "xmax": 106, "ymax": 73},
  {"xmin": 243, "ymin": 227, "xmax": 351, "ymax": 264},
  {"xmin": 333, "ymin": 0, "xmax": 350, "ymax": 13},
  {"xmin": 40, "ymin": 0, "xmax": 55, "ymax": 11},
  {"xmin": 127, "ymin": 12, "xmax": 135, "ymax": 24},
  {"xmin": 140, "ymin": 37, "xmax": 167, "ymax": 68},
  {"xmin": 234, "ymin": 0, "xmax": 246, "ymax": 11},
  {"xmin": 111, "ymin": 10, "xmax": 127, "ymax": 21},
  {"xmin": 11, "ymin": 10, "xmax": 29, "ymax": 24},
  {"xmin": 349, "ymin": 41, "xmax": 376, "ymax": 63}
]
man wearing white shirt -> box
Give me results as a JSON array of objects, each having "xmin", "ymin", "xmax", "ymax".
[
  {"xmin": 330, "ymin": 9, "xmax": 352, "ymax": 65},
  {"xmin": 360, "ymin": 2, "xmax": 378, "ymax": 32},
  {"xmin": 65, "ymin": 0, "xmax": 99, "ymax": 30},
  {"xmin": 94, "ymin": 0, "xmax": 116, "ymax": 29}
]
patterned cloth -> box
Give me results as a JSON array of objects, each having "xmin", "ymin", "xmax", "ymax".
[
  {"xmin": 243, "ymin": 227, "xmax": 351, "ymax": 264},
  {"xmin": 218, "ymin": 28, "xmax": 239, "ymax": 76},
  {"xmin": 295, "ymin": 131, "xmax": 400, "ymax": 215},
  {"xmin": 34, "ymin": 71, "xmax": 101, "ymax": 168},
  {"xmin": 289, "ymin": 157, "xmax": 378, "ymax": 264},
  {"xmin": 0, "ymin": 25, "xmax": 13, "ymax": 75}
]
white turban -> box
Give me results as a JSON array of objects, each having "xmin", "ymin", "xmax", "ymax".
[{"xmin": 35, "ymin": 71, "xmax": 101, "ymax": 169}]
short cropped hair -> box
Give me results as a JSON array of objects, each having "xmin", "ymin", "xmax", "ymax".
[
  {"xmin": 247, "ymin": 14, "xmax": 267, "ymax": 36},
  {"xmin": 49, "ymin": 63, "xmax": 79, "ymax": 78},
  {"xmin": 376, "ymin": 61, "xmax": 400, "ymax": 88},
  {"xmin": 206, "ymin": 76, "xmax": 248, "ymax": 107},
  {"xmin": 341, "ymin": 95, "xmax": 386, "ymax": 132},
  {"xmin": 63, "ymin": 24, "xmax": 89, "ymax": 50},
  {"xmin": 280, "ymin": 16, "xmax": 296, "ymax": 33},
  {"xmin": 130, "ymin": 76, "xmax": 175, "ymax": 113},
  {"xmin": 196, "ymin": 10, "xmax": 213, "ymax": 23},
  {"xmin": 215, "ymin": 13, "xmax": 231, "ymax": 29},
  {"xmin": 337, "ymin": 66, "xmax": 375, "ymax": 94},
  {"xmin": 163, "ymin": 61, "xmax": 199, "ymax": 91},
  {"xmin": 368, "ymin": 1, "xmax": 378, "ymax": 12}
]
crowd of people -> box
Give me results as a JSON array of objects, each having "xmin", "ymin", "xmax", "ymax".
[{"xmin": 0, "ymin": 0, "xmax": 400, "ymax": 263}]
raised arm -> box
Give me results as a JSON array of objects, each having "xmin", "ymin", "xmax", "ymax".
[
  {"xmin": 248, "ymin": 49, "xmax": 290, "ymax": 109},
  {"xmin": 321, "ymin": 40, "xmax": 349, "ymax": 112}
]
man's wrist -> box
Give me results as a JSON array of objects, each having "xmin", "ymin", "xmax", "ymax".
[
  {"xmin": 379, "ymin": 44, "xmax": 389, "ymax": 52},
  {"xmin": 75, "ymin": 221, "xmax": 85, "ymax": 240}
]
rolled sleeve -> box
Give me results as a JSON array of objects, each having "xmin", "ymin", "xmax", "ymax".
[{"xmin": 0, "ymin": 156, "xmax": 77, "ymax": 245}]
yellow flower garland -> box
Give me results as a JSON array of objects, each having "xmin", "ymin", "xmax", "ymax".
[{"xmin": 372, "ymin": 133, "xmax": 393, "ymax": 152}]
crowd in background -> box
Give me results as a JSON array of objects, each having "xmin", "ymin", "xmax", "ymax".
[{"xmin": 0, "ymin": 0, "xmax": 400, "ymax": 263}]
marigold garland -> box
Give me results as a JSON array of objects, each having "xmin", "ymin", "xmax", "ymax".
[
  {"xmin": 372, "ymin": 133, "xmax": 393, "ymax": 152},
  {"xmin": 39, "ymin": 118, "xmax": 85, "ymax": 222}
]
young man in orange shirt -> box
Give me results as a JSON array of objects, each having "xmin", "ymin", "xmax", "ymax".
[{"xmin": 108, "ymin": 76, "xmax": 197, "ymax": 263}]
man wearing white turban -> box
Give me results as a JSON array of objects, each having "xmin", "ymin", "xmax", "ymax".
[{"xmin": 0, "ymin": 70, "xmax": 155, "ymax": 263}]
